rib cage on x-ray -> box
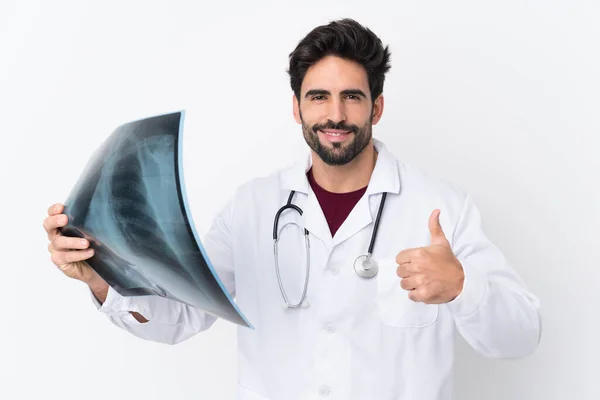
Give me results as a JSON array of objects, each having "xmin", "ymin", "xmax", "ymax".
[{"xmin": 60, "ymin": 111, "xmax": 251, "ymax": 328}]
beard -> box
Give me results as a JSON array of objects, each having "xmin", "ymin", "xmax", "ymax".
[{"xmin": 301, "ymin": 114, "xmax": 373, "ymax": 166}]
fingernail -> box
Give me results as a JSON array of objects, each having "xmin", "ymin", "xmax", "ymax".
[{"xmin": 80, "ymin": 240, "xmax": 88, "ymax": 247}]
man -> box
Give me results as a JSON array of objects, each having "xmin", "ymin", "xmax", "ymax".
[{"xmin": 43, "ymin": 18, "xmax": 541, "ymax": 400}]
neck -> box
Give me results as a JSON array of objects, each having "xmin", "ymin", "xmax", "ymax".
[{"xmin": 310, "ymin": 141, "xmax": 378, "ymax": 193}]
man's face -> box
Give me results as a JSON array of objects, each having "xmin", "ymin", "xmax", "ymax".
[{"xmin": 293, "ymin": 55, "xmax": 383, "ymax": 166}]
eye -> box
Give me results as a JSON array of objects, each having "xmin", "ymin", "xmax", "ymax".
[
  {"xmin": 345, "ymin": 94, "xmax": 361, "ymax": 101},
  {"xmin": 311, "ymin": 95, "xmax": 327, "ymax": 101}
]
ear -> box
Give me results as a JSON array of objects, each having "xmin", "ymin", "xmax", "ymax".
[
  {"xmin": 371, "ymin": 95, "xmax": 385, "ymax": 125},
  {"xmin": 293, "ymin": 94, "xmax": 302, "ymax": 124}
]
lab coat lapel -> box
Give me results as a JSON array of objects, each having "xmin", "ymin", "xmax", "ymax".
[
  {"xmin": 279, "ymin": 152, "xmax": 333, "ymax": 248},
  {"xmin": 302, "ymin": 187, "xmax": 334, "ymax": 248},
  {"xmin": 331, "ymin": 192, "xmax": 373, "ymax": 248},
  {"xmin": 279, "ymin": 139, "xmax": 400, "ymax": 250},
  {"xmin": 332, "ymin": 139, "xmax": 401, "ymax": 248}
]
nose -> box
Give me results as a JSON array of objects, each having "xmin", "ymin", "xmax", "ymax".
[{"xmin": 327, "ymin": 98, "xmax": 346, "ymax": 124}]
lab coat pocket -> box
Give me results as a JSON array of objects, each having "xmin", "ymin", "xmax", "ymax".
[{"xmin": 376, "ymin": 261, "xmax": 439, "ymax": 328}]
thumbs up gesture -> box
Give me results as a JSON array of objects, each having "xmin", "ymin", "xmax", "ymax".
[{"xmin": 395, "ymin": 210, "xmax": 465, "ymax": 304}]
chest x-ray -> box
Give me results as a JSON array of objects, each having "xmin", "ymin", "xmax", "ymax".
[{"xmin": 60, "ymin": 111, "xmax": 252, "ymax": 328}]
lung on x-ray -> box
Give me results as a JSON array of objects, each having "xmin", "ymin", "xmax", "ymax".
[{"xmin": 60, "ymin": 111, "xmax": 252, "ymax": 328}]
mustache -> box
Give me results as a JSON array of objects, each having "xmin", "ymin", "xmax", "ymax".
[{"xmin": 311, "ymin": 120, "xmax": 359, "ymax": 134}]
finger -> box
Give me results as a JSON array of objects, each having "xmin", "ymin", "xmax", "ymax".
[
  {"xmin": 396, "ymin": 263, "xmax": 416, "ymax": 278},
  {"xmin": 400, "ymin": 277, "xmax": 416, "ymax": 291},
  {"xmin": 52, "ymin": 248, "xmax": 95, "ymax": 266},
  {"xmin": 408, "ymin": 289, "xmax": 420, "ymax": 302},
  {"xmin": 408, "ymin": 287, "xmax": 425, "ymax": 303},
  {"xmin": 395, "ymin": 248, "xmax": 423, "ymax": 265},
  {"xmin": 47, "ymin": 203, "xmax": 64, "ymax": 216},
  {"xmin": 428, "ymin": 209, "xmax": 449, "ymax": 246},
  {"xmin": 43, "ymin": 214, "xmax": 68, "ymax": 240},
  {"xmin": 51, "ymin": 236, "xmax": 90, "ymax": 251}
]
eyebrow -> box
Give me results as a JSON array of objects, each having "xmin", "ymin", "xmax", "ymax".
[{"xmin": 304, "ymin": 89, "xmax": 367, "ymax": 99}]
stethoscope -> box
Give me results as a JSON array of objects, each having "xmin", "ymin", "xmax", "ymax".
[{"xmin": 273, "ymin": 190, "xmax": 388, "ymax": 309}]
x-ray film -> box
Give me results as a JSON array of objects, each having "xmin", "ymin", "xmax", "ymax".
[{"xmin": 60, "ymin": 111, "xmax": 252, "ymax": 328}]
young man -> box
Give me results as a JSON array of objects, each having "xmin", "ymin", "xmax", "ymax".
[{"xmin": 43, "ymin": 18, "xmax": 541, "ymax": 400}]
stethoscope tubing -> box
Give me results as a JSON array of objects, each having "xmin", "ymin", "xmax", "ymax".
[{"xmin": 273, "ymin": 190, "xmax": 387, "ymax": 308}]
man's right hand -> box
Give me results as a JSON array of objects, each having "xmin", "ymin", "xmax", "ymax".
[
  {"xmin": 44, "ymin": 203, "xmax": 107, "ymax": 293},
  {"xmin": 44, "ymin": 203, "xmax": 148, "ymax": 322}
]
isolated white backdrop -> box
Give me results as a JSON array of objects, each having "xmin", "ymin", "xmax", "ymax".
[{"xmin": 1, "ymin": 0, "xmax": 598, "ymax": 399}]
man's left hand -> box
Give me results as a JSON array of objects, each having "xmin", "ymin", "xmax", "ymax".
[{"xmin": 395, "ymin": 209, "xmax": 465, "ymax": 304}]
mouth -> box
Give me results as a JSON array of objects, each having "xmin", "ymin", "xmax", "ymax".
[{"xmin": 318, "ymin": 129, "xmax": 352, "ymax": 143}]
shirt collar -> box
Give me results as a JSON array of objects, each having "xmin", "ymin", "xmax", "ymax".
[{"xmin": 280, "ymin": 137, "xmax": 401, "ymax": 196}]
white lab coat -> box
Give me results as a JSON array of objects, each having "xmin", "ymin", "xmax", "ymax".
[{"xmin": 92, "ymin": 139, "xmax": 541, "ymax": 400}]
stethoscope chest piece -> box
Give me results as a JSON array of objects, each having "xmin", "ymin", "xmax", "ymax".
[
  {"xmin": 353, "ymin": 254, "xmax": 379, "ymax": 278},
  {"xmin": 274, "ymin": 190, "xmax": 388, "ymax": 308}
]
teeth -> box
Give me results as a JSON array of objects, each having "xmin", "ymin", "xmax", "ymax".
[{"xmin": 323, "ymin": 131, "xmax": 346, "ymax": 136}]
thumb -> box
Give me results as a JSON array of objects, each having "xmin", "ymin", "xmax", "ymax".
[{"xmin": 428, "ymin": 209, "xmax": 449, "ymax": 246}]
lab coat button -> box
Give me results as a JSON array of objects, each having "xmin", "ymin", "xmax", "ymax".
[
  {"xmin": 318, "ymin": 386, "xmax": 331, "ymax": 396},
  {"xmin": 324, "ymin": 324, "xmax": 336, "ymax": 333},
  {"xmin": 330, "ymin": 267, "xmax": 339, "ymax": 275}
]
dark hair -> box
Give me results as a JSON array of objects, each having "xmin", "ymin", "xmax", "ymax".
[{"xmin": 287, "ymin": 18, "xmax": 391, "ymax": 103}]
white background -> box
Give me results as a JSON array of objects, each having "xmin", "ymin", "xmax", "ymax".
[{"xmin": 1, "ymin": 0, "xmax": 598, "ymax": 399}]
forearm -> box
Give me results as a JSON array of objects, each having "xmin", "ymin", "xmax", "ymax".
[
  {"xmin": 448, "ymin": 266, "xmax": 541, "ymax": 358},
  {"xmin": 90, "ymin": 285, "xmax": 216, "ymax": 344},
  {"xmin": 88, "ymin": 278, "xmax": 148, "ymax": 323},
  {"xmin": 84, "ymin": 188, "xmax": 236, "ymax": 343}
]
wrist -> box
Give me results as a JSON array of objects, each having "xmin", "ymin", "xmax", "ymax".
[
  {"xmin": 447, "ymin": 260, "xmax": 488, "ymax": 316},
  {"xmin": 452, "ymin": 261, "xmax": 465, "ymax": 300},
  {"xmin": 450, "ymin": 276, "xmax": 465, "ymax": 301},
  {"xmin": 86, "ymin": 275, "xmax": 108, "ymax": 293}
]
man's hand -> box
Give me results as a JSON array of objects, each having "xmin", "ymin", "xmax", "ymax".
[
  {"xmin": 44, "ymin": 203, "xmax": 102, "ymax": 285},
  {"xmin": 395, "ymin": 209, "xmax": 464, "ymax": 304},
  {"xmin": 44, "ymin": 203, "xmax": 149, "ymax": 323}
]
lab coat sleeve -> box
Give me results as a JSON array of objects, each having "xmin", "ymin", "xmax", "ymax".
[
  {"xmin": 88, "ymin": 199, "xmax": 236, "ymax": 345},
  {"xmin": 446, "ymin": 193, "xmax": 542, "ymax": 358}
]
